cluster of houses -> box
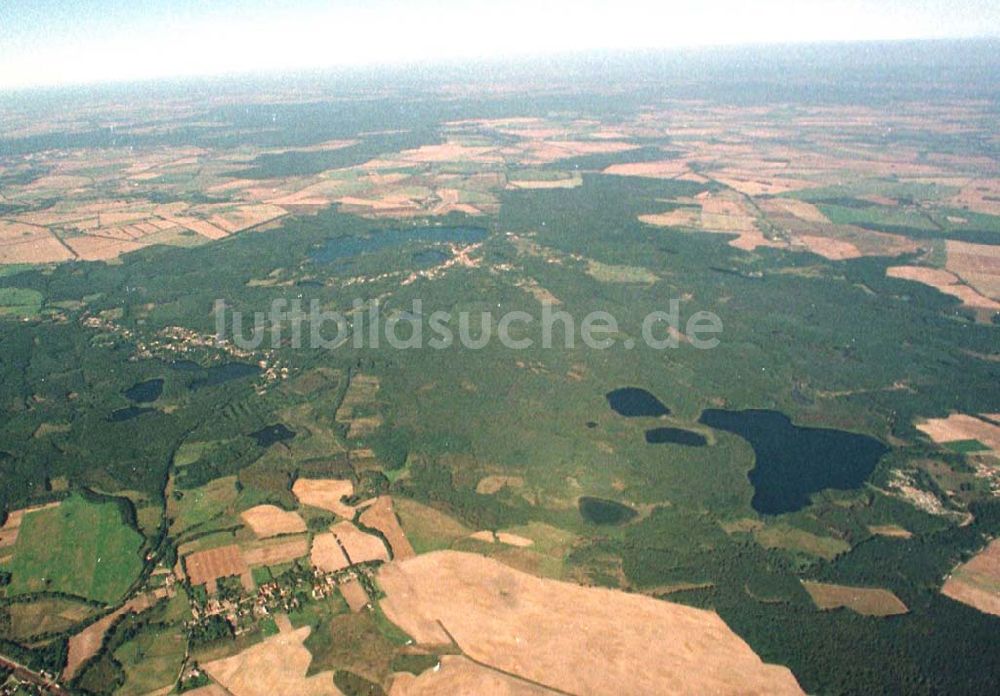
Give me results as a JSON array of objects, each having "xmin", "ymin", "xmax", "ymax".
[{"xmin": 187, "ymin": 564, "xmax": 372, "ymax": 638}]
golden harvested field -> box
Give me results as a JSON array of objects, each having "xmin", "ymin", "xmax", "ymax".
[
  {"xmin": 795, "ymin": 235, "xmax": 862, "ymax": 261},
  {"xmin": 359, "ymin": 496, "xmax": 416, "ymax": 560},
  {"xmin": 398, "ymin": 143, "xmax": 500, "ymax": 164},
  {"xmin": 868, "ymin": 525, "xmax": 913, "ymax": 539},
  {"xmin": 888, "ymin": 265, "xmax": 1000, "ymax": 311},
  {"xmin": 240, "ymin": 505, "xmax": 307, "ymax": 538},
  {"xmin": 512, "ymin": 277, "xmax": 560, "ymax": 307},
  {"xmin": 181, "ymin": 685, "xmax": 230, "ymax": 696},
  {"xmin": 292, "ymin": 478, "xmax": 356, "ymax": 518},
  {"xmin": 0, "ymin": 502, "xmax": 60, "ymax": 549},
  {"xmin": 184, "ymin": 544, "xmax": 252, "ymax": 593},
  {"xmin": 889, "ymin": 265, "xmax": 966, "ymax": 287},
  {"xmin": 339, "ymin": 577, "xmax": 370, "ymax": 613},
  {"xmin": 378, "ymin": 551, "xmax": 803, "ymax": 695},
  {"xmin": 475, "ymin": 476, "xmax": 525, "ymax": 495},
  {"xmin": 310, "ymin": 532, "xmax": 351, "ymax": 572},
  {"xmin": 916, "ymin": 413, "xmax": 1000, "ymax": 455},
  {"xmin": 65, "ymin": 610, "xmax": 123, "ymax": 680},
  {"xmin": 332, "ymin": 521, "xmax": 390, "ymax": 565},
  {"xmin": 515, "ymin": 139, "xmax": 638, "ymax": 165},
  {"xmin": 942, "ymin": 539, "xmax": 1000, "ymax": 616},
  {"xmin": 507, "ymin": 173, "xmax": 582, "ymax": 190},
  {"xmin": 208, "ymin": 203, "xmax": 288, "ymax": 233},
  {"xmin": 946, "ymin": 239, "xmax": 1000, "ymax": 300},
  {"xmin": 242, "ymin": 535, "xmax": 310, "ymax": 567},
  {"xmin": 769, "ymin": 198, "xmax": 831, "ymax": 223},
  {"xmin": 802, "ymin": 581, "xmax": 909, "ymax": 616},
  {"xmin": 393, "ymin": 498, "xmax": 472, "ymax": 554},
  {"xmin": 694, "ymin": 193, "xmax": 786, "ymax": 252},
  {"xmin": 639, "ymin": 208, "xmax": 701, "ymax": 228},
  {"xmin": 713, "ymin": 173, "xmax": 816, "ymax": 196},
  {"xmin": 159, "ymin": 214, "xmax": 230, "ymax": 240},
  {"xmin": 951, "ymin": 178, "xmax": 1000, "ymax": 216},
  {"xmin": 62, "ymin": 235, "xmax": 145, "ymax": 261},
  {"xmin": 203, "ymin": 626, "xmax": 342, "ymax": 696},
  {"xmin": 63, "ymin": 591, "xmax": 161, "ymax": 680},
  {"xmin": 603, "ymin": 160, "xmax": 689, "ymax": 178},
  {"xmin": 469, "ymin": 531, "xmax": 535, "ymax": 549},
  {"xmin": 495, "ymin": 532, "xmax": 534, "ymax": 548},
  {"xmin": 0, "ymin": 223, "xmax": 75, "ymax": 263},
  {"xmin": 468, "ymin": 530, "xmax": 497, "ymax": 544},
  {"xmin": 390, "ymin": 655, "xmax": 550, "ymax": 695}
]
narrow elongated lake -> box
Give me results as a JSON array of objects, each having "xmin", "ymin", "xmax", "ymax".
[
  {"xmin": 645, "ymin": 427, "xmax": 707, "ymax": 447},
  {"xmin": 699, "ymin": 409, "xmax": 888, "ymax": 515},
  {"xmin": 310, "ymin": 226, "xmax": 487, "ymax": 265},
  {"xmin": 109, "ymin": 406, "xmax": 155, "ymax": 422}
]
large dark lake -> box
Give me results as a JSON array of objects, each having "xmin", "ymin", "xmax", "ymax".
[
  {"xmin": 310, "ymin": 226, "xmax": 487, "ymax": 265},
  {"xmin": 698, "ymin": 409, "xmax": 888, "ymax": 515},
  {"xmin": 171, "ymin": 362, "xmax": 261, "ymax": 391}
]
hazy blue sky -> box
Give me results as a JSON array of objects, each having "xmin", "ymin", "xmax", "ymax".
[{"xmin": 2, "ymin": 0, "xmax": 998, "ymax": 88}]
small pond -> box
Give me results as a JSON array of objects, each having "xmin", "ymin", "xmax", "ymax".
[
  {"xmin": 123, "ymin": 378, "xmax": 164, "ymax": 403},
  {"xmin": 578, "ymin": 496, "xmax": 638, "ymax": 525},
  {"xmin": 250, "ymin": 423, "xmax": 296, "ymax": 447},
  {"xmin": 606, "ymin": 388, "xmax": 670, "ymax": 417}
]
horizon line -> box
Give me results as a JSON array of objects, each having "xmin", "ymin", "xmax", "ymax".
[{"xmin": 3, "ymin": 35, "xmax": 999, "ymax": 94}]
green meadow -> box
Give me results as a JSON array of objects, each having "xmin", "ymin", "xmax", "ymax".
[{"xmin": 3, "ymin": 494, "xmax": 144, "ymax": 604}]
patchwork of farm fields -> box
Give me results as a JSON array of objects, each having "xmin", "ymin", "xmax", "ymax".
[{"xmin": 0, "ymin": 45, "xmax": 999, "ymax": 694}]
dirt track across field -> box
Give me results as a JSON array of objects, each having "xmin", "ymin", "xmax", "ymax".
[
  {"xmin": 359, "ymin": 496, "xmax": 415, "ymax": 560},
  {"xmin": 240, "ymin": 505, "xmax": 307, "ymax": 538}
]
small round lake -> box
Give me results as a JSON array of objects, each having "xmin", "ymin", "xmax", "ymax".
[
  {"xmin": 578, "ymin": 496, "xmax": 638, "ymax": 525},
  {"xmin": 645, "ymin": 427, "xmax": 707, "ymax": 447},
  {"xmin": 250, "ymin": 423, "xmax": 296, "ymax": 447},
  {"xmin": 124, "ymin": 378, "xmax": 164, "ymax": 404},
  {"xmin": 698, "ymin": 409, "xmax": 889, "ymax": 515},
  {"xmin": 606, "ymin": 388, "xmax": 670, "ymax": 417}
]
